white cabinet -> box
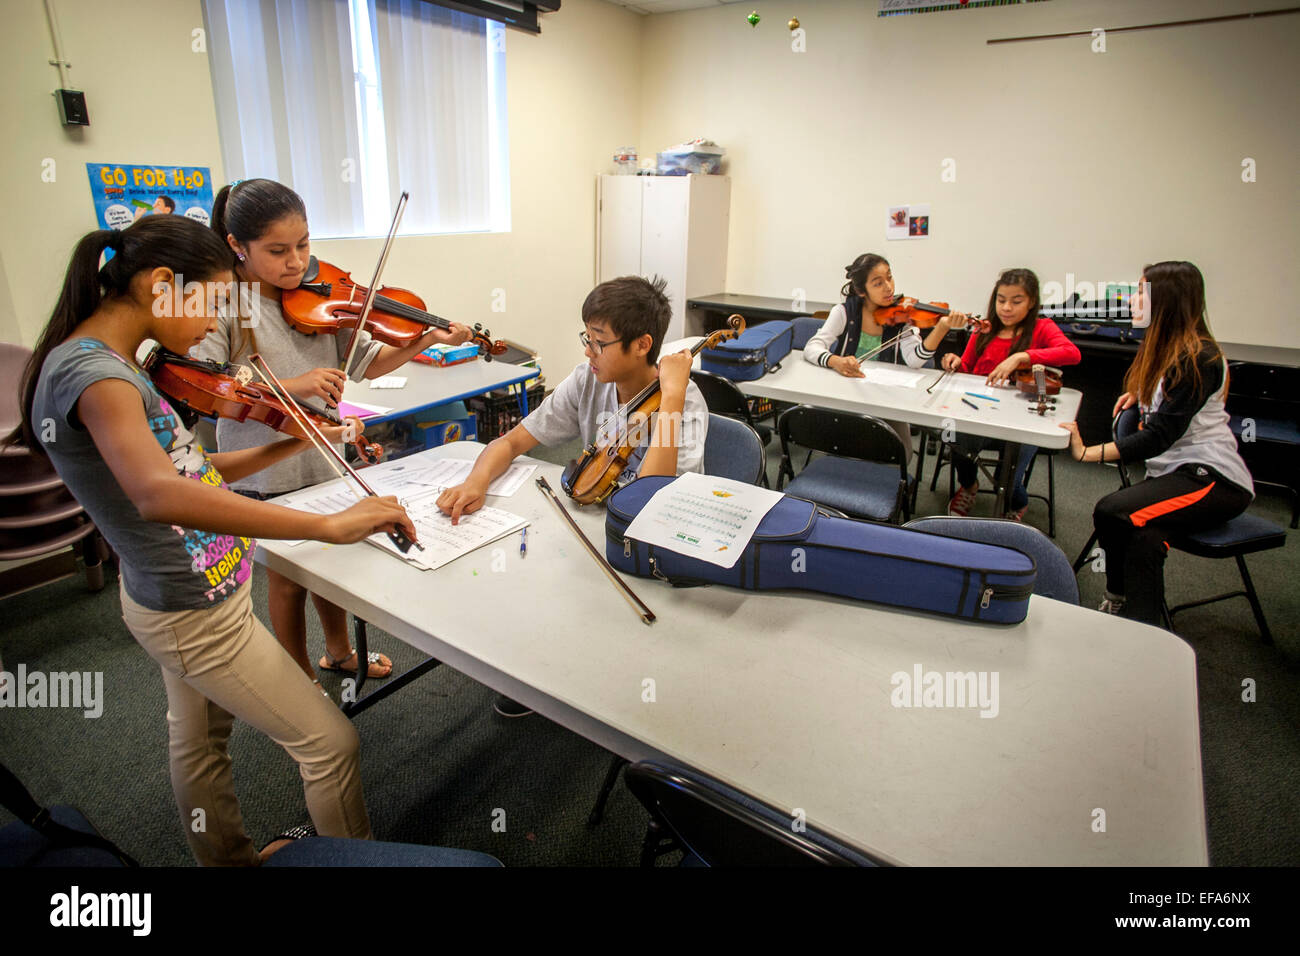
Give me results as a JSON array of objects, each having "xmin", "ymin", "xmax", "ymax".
[{"xmin": 596, "ymin": 174, "xmax": 730, "ymax": 342}]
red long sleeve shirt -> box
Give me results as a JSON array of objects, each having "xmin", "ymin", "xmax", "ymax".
[{"xmin": 958, "ymin": 318, "xmax": 1081, "ymax": 375}]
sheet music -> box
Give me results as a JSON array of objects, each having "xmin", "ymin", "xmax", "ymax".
[
  {"xmin": 269, "ymin": 466, "xmax": 530, "ymax": 565},
  {"xmin": 623, "ymin": 473, "xmax": 783, "ymax": 569},
  {"xmin": 858, "ymin": 365, "xmax": 926, "ymax": 388},
  {"xmin": 362, "ymin": 459, "xmax": 536, "ymax": 498}
]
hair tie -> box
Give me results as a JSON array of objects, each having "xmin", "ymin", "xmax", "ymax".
[
  {"xmin": 106, "ymin": 231, "xmax": 123, "ymax": 252},
  {"xmin": 229, "ymin": 179, "xmax": 245, "ymax": 192}
]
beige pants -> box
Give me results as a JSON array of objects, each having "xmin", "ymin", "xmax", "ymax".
[{"xmin": 120, "ymin": 581, "xmax": 371, "ymax": 866}]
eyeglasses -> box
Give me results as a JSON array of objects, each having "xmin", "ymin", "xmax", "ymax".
[{"xmin": 579, "ymin": 330, "xmax": 622, "ymax": 355}]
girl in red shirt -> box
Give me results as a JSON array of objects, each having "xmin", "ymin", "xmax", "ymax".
[{"xmin": 920, "ymin": 268, "xmax": 1081, "ymax": 519}]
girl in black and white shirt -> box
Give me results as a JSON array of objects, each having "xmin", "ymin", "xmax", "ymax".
[{"xmin": 1061, "ymin": 261, "xmax": 1253, "ymax": 625}]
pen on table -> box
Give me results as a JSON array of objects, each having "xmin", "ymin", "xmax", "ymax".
[
  {"xmin": 961, "ymin": 398, "xmax": 980, "ymax": 411},
  {"xmin": 520, "ymin": 527, "xmax": 527, "ymax": 558},
  {"xmin": 965, "ymin": 391, "xmax": 1000, "ymax": 402}
]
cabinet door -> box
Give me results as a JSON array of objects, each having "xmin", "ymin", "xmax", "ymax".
[
  {"xmin": 597, "ymin": 175, "xmax": 643, "ymax": 283},
  {"xmin": 640, "ymin": 178, "xmax": 690, "ymax": 340}
]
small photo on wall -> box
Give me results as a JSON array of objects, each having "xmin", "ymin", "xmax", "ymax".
[{"xmin": 886, "ymin": 202, "xmax": 930, "ymax": 240}]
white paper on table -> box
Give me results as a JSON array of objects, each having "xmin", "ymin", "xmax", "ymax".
[
  {"xmin": 368, "ymin": 376, "xmax": 407, "ymax": 389},
  {"xmin": 623, "ymin": 473, "xmax": 784, "ymax": 569},
  {"xmin": 858, "ymin": 365, "xmax": 926, "ymax": 388},
  {"xmin": 365, "ymin": 499, "xmax": 528, "ymax": 571},
  {"xmin": 361, "ymin": 459, "xmax": 536, "ymax": 498},
  {"xmin": 271, "ymin": 478, "xmax": 527, "ymax": 569}
]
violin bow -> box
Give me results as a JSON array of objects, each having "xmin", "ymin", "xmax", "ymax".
[
  {"xmin": 339, "ymin": 191, "xmax": 410, "ymax": 376},
  {"xmin": 926, "ymin": 366, "xmax": 955, "ymax": 394},
  {"xmin": 536, "ymin": 476, "xmax": 655, "ymax": 625},
  {"xmin": 246, "ymin": 353, "xmax": 420, "ymax": 555}
]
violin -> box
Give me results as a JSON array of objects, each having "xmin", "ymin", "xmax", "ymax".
[
  {"xmin": 281, "ymin": 257, "xmax": 507, "ymax": 359},
  {"xmin": 562, "ymin": 314, "xmax": 747, "ymax": 505},
  {"xmin": 873, "ymin": 295, "xmax": 991, "ymax": 334},
  {"xmin": 1014, "ymin": 364, "xmax": 1063, "ymax": 416},
  {"xmin": 142, "ymin": 347, "xmax": 384, "ymax": 464}
]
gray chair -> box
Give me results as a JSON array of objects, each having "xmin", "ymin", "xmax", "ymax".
[
  {"xmin": 701, "ymin": 414, "xmax": 765, "ymax": 485},
  {"xmin": 625, "ymin": 760, "xmax": 886, "ymax": 867},
  {"xmin": 904, "ymin": 515, "xmax": 1078, "ymax": 604},
  {"xmin": 690, "ymin": 369, "xmax": 773, "ymax": 448},
  {"xmin": 777, "ymin": 405, "xmax": 912, "ymax": 523}
]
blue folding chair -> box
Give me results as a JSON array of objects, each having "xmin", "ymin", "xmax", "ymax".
[
  {"xmin": 701, "ymin": 414, "xmax": 766, "ymax": 485},
  {"xmin": 777, "ymin": 405, "xmax": 912, "ymax": 523},
  {"xmin": 625, "ymin": 761, "xmax": 886, "ymax": 867}
]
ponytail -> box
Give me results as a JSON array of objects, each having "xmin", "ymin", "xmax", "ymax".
[{"xmin": 5, "ymin": 216, "xmax": 231, "ymax": 452}]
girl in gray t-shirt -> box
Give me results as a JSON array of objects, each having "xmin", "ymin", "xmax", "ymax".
[{"xmin": 8, "ymin": 216, "xmax": 414, "ymax": 864}]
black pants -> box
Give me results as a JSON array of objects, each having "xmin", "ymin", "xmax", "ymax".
[{"xmin": 1093, "ymin": 464, "xmax": 1252, "ymax": 625}]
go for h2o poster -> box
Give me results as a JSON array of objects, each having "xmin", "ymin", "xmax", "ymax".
[{"xmin": 85, "ymin": 163, "xmax": 215, "ymax": 236}]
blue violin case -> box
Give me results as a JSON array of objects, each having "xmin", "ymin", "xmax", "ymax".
[
  {"xmin": 700, "ymin": 320, "xmax": 794, "ymax": 381},
  {"xmin": 604, "ymin": 476, "xmax": 1037, "ymax": 624}
]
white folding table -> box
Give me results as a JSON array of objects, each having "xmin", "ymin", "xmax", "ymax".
[{"xmin": 256, "ymin": 442, "xmax": 1207, "ymax": 866}]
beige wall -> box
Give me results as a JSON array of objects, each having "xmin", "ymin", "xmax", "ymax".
[
  {"xmin": 638, "ymin": 0, "xmax": 1300, "ymax": 351},
  {"xmin": 0, "ymin": 0, "xmax": 642, "ymax": 377}
]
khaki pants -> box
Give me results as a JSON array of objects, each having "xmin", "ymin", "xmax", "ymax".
[{"xmin": 120, "ymin": 581, "xmax": 371, "ymax": 866}]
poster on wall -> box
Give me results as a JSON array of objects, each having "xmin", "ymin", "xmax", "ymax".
[
  {"xmin": 886, "ymin": 203, "xmax": 930, "ymax": 240},
  {"xmin": 85, "ymin": 163, "xmax": 215, "ymax": 240}
]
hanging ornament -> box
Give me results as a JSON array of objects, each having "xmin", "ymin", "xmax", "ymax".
[
  {"xmin": 747, "ymin": 11, "xmax": 761, "ymax": 27},
  {"xmin": 788, "ymin": 17, "xmax": 800, "ymax": 30}
]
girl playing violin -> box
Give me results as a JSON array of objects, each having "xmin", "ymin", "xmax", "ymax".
[
  {"xmin": 938, "ymin": 268, "xmax": 1081, "ymax": 520},
  {"xmin": 1061, "ymin": 261, "xmax": 1253, "ymax": 625},
  {"xmin": 803, "ymin": 253, "xmax": 929, "ymax": 455},
  {"xmin": 196, "ymin": 179, "xmax": 471, "ymax": 685},
  {"xmin": 6, "ymin": 216, "xmax": 416, "ymax": 864}
]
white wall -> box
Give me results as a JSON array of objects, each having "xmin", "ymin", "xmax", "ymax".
[
  {"xmin": 638, "ymin": 0, "xmax": 1300, "ymax": 351},
  {"xmin": 0, "ymin": 0, "xmax": 643, "ymax": 377}
]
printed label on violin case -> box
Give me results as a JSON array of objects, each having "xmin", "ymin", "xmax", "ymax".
[
  {"xmin": 605, "ymin": 476, "xmax": 1037, "ymax": 624},
  {"xmin": 700, "ymin": 321, "xmax": 794, "ymax": 382}
]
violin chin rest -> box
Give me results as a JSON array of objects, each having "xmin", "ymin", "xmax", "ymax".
[{"xmin": 301, "ymin": 256, "xmax": 320, "ymax": 283}]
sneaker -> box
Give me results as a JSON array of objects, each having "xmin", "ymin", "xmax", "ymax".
[
  {"xmin": 947, "ymin": 484, "xmax": 978, "ymax": 517},
  {"xmin": 1003, "ymin": 506, "xmax": 1028, "ymax": 522},
  {"xmin": 493, "ymin": 694, "xmax": 534, "ymax": 718},
  {"xmin": 1098, "ymin": 591, "xmax": 1126, "ymax": 615}
]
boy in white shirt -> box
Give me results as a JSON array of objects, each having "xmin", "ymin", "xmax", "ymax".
[{"xmin": 437, "ymin": 275, "xmax": 708, "ymax": 523}]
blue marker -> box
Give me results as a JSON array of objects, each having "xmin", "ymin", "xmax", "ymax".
[
  {"xmin": 961, "ymin": 398, "xmax": 980, "ymax": 411},
  {"xmin": 520, "ymin": 527, "xmax": 527, "ymax": 558},
  {"xmin": 965, "ymin": 391, "xmax": 1000, "ymax": 402}
]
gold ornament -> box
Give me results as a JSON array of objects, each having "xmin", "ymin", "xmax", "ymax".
[{"xmin": 788, "ymin": 18, "xmax": 800, "ymax": 30}]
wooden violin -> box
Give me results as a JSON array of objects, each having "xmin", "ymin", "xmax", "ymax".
[
  {"xmin": 561, "ymin": 314, "xmax": 747, "ymax": 506},
  {"xmin": 873, "ymin": 295, "xmax": 991, "ymax": 334},
  {"xmin": 281, "ymin": 257, "xmax": 507, "ymax": 359},
  {"xmin": 141, "ymin": 346, "xmax": 383, "ymax": 463},
  {"xmin": 1015, "ymin": 363, "xmax": 1063, "ymax": 416}
]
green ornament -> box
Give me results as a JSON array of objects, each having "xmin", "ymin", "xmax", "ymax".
[{"xmin": 747, "ymin": 10, "xmax": 760, "ymax": 27}]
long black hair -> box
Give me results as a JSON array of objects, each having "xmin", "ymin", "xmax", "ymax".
[
  {"xmin": 211, "ymin": 178, "xmax": 307, "ymax": 253},
  {"xmin": 841, "ymin": 253, "xmax": 890, "ymax": 301},
  {"xmin": 974, "ymin": 267, "xmax": 1041, "ymax": 359},
  {"xmin": 5, "ymin": 216, "xmax": 231, "ymax": 451}
]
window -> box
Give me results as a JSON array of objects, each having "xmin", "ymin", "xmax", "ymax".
[{"xmin": 203, "ymin": 0, "xmax": 510, "ymax": 238}]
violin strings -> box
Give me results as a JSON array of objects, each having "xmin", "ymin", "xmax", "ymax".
[{"xmin": 245, "ymin": 356, "xmax": 352, "ymax": 486}]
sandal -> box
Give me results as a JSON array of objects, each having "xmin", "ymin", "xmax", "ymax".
[{"xmin": 320, "ymin": 647, "xmax": 393, "ymax": 679}]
